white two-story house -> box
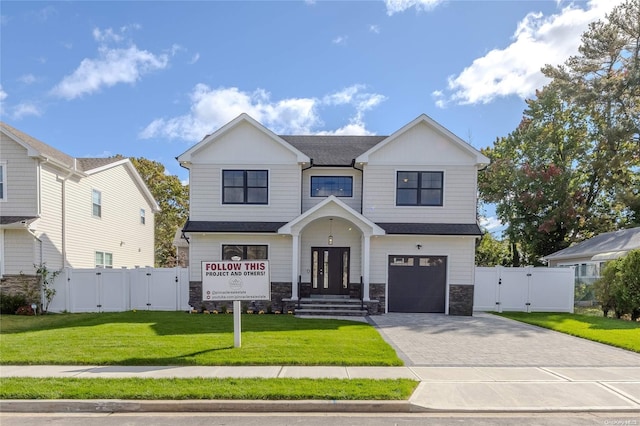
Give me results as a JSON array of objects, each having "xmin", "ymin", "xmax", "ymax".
[
  {"xmin": 178, "ymin": 113, "xmax": 489, "ymax": 315},
  {"xmin": 0, "ymin": 122, "xmax": 159, "ymax": 290}
]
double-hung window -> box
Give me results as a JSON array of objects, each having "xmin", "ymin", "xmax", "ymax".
[
  {"xmin": 140, "ymin": 208, "xmax": 146, "ymax": 225},
  {"xmin": 396, "ymin": 171, "xmax": 444, "ymax": 206},
  {"xmin": 311, "ymin": 176, "xmax": 353, "ymax": 197},
  {"xmin": 92, "ymin": 189, "xmax": 102, "ymax": 217},
  {"xmin": 95, "ymin": 251, "xmax": 113, "ymax": 268},
  {"xmin": 222, "ymin": 170, "xmax": 268, "ymax": 204},
  {"xmin": 0, "ymin": 161, "xmax": 6, "ymax": 201}
]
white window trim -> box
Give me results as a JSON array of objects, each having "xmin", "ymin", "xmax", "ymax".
[
  {"xmin": 95, "ymin": 251, "xmax": 113, "ymax": 268},
  {"xmin": 92, "ymin": 189, "xmax": 102, "ymax": 218},
  {"xmin": 0, "ymin": 161, "xmax": 7, "ymax": 202},
  {"xmin": 140, "ymin": 208, "xmax": 146, "ymax": 225}
]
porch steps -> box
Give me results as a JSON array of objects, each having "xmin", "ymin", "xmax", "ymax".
[{"xmin": 294, "ymin": 297, "xmax": 368, "ymax": 317}]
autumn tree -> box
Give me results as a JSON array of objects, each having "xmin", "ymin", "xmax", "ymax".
[
  {"xmin": 479, "ymin": 0, "xmax": 640, "ymax": 263},
  {"xmin": 125, "ymin": 157, "xmax": 189, "ymax": 267}
]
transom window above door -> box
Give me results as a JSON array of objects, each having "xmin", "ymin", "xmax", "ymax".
[
  {"xmin": 396, "ymin": 171, "xmax": 444, "ymax": 206},
  {"xmin": 311, "ymin": 176, "xmax": 353, "ymax": 197},
  {"xmin": 222, "ymin": 170, "xmax": 268, "ymax": 204}
]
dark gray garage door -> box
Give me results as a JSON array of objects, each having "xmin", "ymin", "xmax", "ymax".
[{"xmin": 388, "ymin": 255, "xmax": 447, "ymax": 313}]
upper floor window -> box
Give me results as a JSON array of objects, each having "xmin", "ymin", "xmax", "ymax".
[
  {"xmin": 0, "ymin": 162, "xmax": 6, "ymax": 201},
  {"xmin": 311, "ymin": 176, "xmax": 353, "ymax": 197},
  {"xmin": 95, "ymin": 251, "xmax": 113, "ymax": 268},
  {"xmin": 222, "ymin": 244, "xmax": 268, "ymax": 260},
  {"xmin": 396, "ymin": 171, "xmax": 443, "ymax": 206},
  {"xmin": 92, "ymin": 189, "xmax": 102, "ymax": 217},
  {"xmin": 140, "ymin": 208, "xmax": 146, "ymax": 225},
  {"xmin": 222, "ymin": 170, "xmax": 268, "ymax": 204}
]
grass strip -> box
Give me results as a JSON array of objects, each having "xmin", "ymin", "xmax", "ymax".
[
  {"xmin": 0, "ymin": 377, "xmax": 417, "ymax": 400},
  {"xmin": 495, "ymin": 312, "xmax": 640, "ymax": 353},
  {"xmin": 0, "ymin": 312, "xmax": 402, "ymax": 366}
]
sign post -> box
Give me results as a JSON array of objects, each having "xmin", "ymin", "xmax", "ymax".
[{"xmin": 201, "ymin": 260, "xmax": 270, "ymax": 348}]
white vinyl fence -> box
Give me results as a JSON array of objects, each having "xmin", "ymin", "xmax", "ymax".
[
  {"xmin": 474, "ymin": 266, "xmax": 575, "ymax": 313},
  {"xmin": 47, "ymin": 267, "xmax": 190, "ymax": 313}
]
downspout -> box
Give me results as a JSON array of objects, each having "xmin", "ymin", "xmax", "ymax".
[
  {"xmin": 300, "ymin": 160, "xmax": 313, "ymax": 214},
  {"xmin": 351, "ymin": 160, "xmax": 364, "ymax": 214}
]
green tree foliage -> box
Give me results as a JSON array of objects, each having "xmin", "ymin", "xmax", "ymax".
[
  {"xmin": 479, "ymin": 0, "xmax": 640, "ymax": 263},
  {"xmin": 475, "ymin": 232, "xmax": 511, "ymax": 266},
  {"xmin": 126, "ymin": 157, "xmax": 189, "ymax": 267},
  {"xmin": 595, "ymin": 249, "xmax": 640, "ymax": 320}
]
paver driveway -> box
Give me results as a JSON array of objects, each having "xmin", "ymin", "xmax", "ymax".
[{"xmin": 368, "ymin": 312, "xmax": 640, "ymax": 367}]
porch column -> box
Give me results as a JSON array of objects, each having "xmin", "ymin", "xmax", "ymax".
[
  {"xmin": 362, "ymin": 234, "xmax": 371, "ymax": 301},
  {"xmin": 290, "ymin": 232, "xmax": 300, "ymax": 301}
]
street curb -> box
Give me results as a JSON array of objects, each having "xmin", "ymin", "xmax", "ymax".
[{"xmin": 0, "ymin": 399, "xmax": 418, "ymax": 413}]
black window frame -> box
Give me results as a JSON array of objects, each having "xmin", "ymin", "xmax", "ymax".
[
  {"xmin": 396, "ymin": 171, "xmax": 444, "ymax": 206},
  {"xmin": 310, "ymin": 176, "xmax": 353, "ymax": 197},
  {"xmin": 222, "ymin": 244, "xmax": 268, "ymax": 260},
  {"xmin": 222, "ymin": 169, "xmax": 268, "ymax": 205}
]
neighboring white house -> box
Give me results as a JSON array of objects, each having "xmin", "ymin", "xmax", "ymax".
[
  {"xmin": 544, "ymin": 227, "xmax": 640, "ymax": 286},
  {"xmin": 0, "ymin": 122, "xmax": 159, "ymax": 284},
  {"xmin": 177, "ymin": 113, "xmax": 489, "ymax": 315}
]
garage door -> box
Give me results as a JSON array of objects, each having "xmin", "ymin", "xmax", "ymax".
[{"xmin": 388, "ymin": 255, "xmax": 447, "ymax": 313}]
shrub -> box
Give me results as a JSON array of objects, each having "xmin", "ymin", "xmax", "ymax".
[
  {"xmin": 595, "ymin": 248, "xmax": 640, "ymax": 320},
  {"xmin": 15, "ymin": 305, "xmax": 35, "ymax": 316},
  {"xmin": 0, "ymin": 293, "xmax": 28, "ymax": 315}
]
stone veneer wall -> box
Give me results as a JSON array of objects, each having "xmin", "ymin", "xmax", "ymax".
[
  {"xmin": 0, "ymin": 274, "xmax": 40, "ymax": 301},
  {"xmin": 449, "ymin": 284, "xmax": 474, "ymax": 316},
  {"xmin": 190, "ymin": 281, "xmax": 294, "ymax": 313},
  {"xmin": 367, "ymin": 283, "xmax": 386, "ymax": 315}
]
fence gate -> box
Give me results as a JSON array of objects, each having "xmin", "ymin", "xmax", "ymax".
[{"xmin": 473, "ymin": 266, "xmax": 574, "ymax": 313}]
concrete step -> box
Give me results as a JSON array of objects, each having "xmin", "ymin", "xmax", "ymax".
[
  {"xmin": 295, "ymin": 308, "xmax": 369, "ymax": 316},
  {"xmin": 297, "ymin": 303, "xmax": 366, "ymax": 309}
]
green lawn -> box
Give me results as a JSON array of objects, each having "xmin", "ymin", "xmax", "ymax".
[
  {"xmin": 0, "ymin": 377, "xmax": 417, "ymax": 400},
  {"xmin": 0, "ymin": 311, "xmax": 402, "ymax": 366},
  {"xmin": 495, "ymin": 312, "xmax": 640, "ymax": 353}
]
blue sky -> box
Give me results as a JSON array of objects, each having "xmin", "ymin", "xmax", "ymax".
[{"xmin": 0, "ymin": 0, "xmax": 624, "ymax": 233}]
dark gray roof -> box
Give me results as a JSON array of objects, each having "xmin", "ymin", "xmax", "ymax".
[
  {"xmin": 545, "ymin": 227, "xmax": 640, "ymax": 260},
  {"xmin": 1, "ymin": 122, "xmax": 124, "ymax": 173},
  {"xmin": 183, "ymin": 221, "xmax": 287, "ymax": 233},
  {"xmin": 280, "ymin": 135, "xmax": 387, "ymax": 166},
  {"xmin": 377, "ymin": 223, "xmax": 482, "ymax": 236},
  {"xmin": 0, "ymin": 216, "xmax": 38, "ymax": 225}
]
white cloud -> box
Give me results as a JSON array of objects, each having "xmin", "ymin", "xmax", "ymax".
[
  {"xmin": 189, "ymin": 53, "xmax": 200, "ymax": 64},
  {"xmin": 385, "ymin": 0, "xmax": 443, "ymax": 16},
  {"xmin": 51, "ymin": 26, "xmax": 167, "ymax": 100},
  {"xmin": 479, "ymin": 216, "xmax": 504, "ymax": 233},
  {"xmin": 0, "ymin": 85, "xmax": 7, "ymax": 102},
  {"xmin": 18, "ymin": 74, "xmax": 37, "ymax": 85},
  {"xmin": 140, "ymin": 84, "xmax": 386, "ymax": 141},
  {"xmin": 12, "ymin": 102, "xmax": 42, "ymax": 119},
  {"xmin": 436, "ymin": 0, "xmax": 624, "ymax": 106},
  {"xmin": 332, "ymin": 35, "xmax": 348, "ymax": 45},
  {"xmin": 369, "ymin": 24, "xmax": 381, "ymax": 34},
  {"xmin": 51, "ymin": 45, "xmax": 169, "ymax": 100}
]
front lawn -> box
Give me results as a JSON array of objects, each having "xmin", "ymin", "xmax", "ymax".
[
  {"xmin": 0, "ymin": 311, "xmax": 402, "ymax": 366},
  {"xmin": 495, "ymin": 312, "xmax": 640, "ymax": 353},
  {"xmin": 0, "ymin": 377, "xmax": 417, "ymax": 400}
]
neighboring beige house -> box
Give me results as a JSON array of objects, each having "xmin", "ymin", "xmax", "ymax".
[
  {"xmin": 178, "ymin": 113, "xmax": 489, "ymax": 315},
  {"xmin": 0, "ymin": 122, "xmax": 159, "ymax": 284}
]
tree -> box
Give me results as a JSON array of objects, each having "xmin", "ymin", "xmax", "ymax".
[
  {"xmin": 475, "ymin": 232, "xmax": 510, "ymax": 266},
  {"xmin": 125, "ymin": 157, "xmax": 189, "ymax": 267},
  {"xmin": 479, "ymin": 0, "xmax": 640, "ymax": 262}
]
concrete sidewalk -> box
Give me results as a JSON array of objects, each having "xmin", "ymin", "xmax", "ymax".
[{"xmin": 2, "ymin": 364, "xmax": 640, "ymax": 413}]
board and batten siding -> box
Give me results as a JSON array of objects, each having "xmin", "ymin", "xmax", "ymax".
[
  {"xmin": 370, "ymin": 235, "xmax": 476, "ymax": 285},
  {"xmin": 362, "ymin": 165, "xmax": 478, "ymax": 223},
  {"xmin": 188, "ymin": 234, "xmax": 292, "ymax": 282},
  {"xmin": 0, "ymin": 135, "xmax": 38, "ymax": 215},
  {"xmin": 299, "ymin": 218, "xmax": 362, "ymax": 284},
  {"xmin": 302, "ymin": 168, "xmax": 362, "ymax": 213},
  {"xmin": 63, "ymin": 164, "xmax": 155, "ymax": 268},
  {"xmin": 189, "ymin": 163, "xmax": 301, "ymax": 222}
]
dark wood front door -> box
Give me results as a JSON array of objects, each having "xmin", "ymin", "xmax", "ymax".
[{"xmin": 311, "ymin": 247, "xmax": 350, "ymax": 295}]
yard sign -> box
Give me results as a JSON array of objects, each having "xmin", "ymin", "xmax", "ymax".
[{"xmin": 201, "ymin": 260, "xmax": 270, "ymax": 301}]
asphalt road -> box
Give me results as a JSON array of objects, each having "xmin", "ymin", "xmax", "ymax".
[{"xmin": 2, "ymin": 412, "xmax": 639, "ymax": 426}]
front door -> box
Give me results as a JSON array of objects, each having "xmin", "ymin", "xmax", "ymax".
[{"xmin": 311, "ymin": 247, "xmax": 350, "ymax": 295}]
